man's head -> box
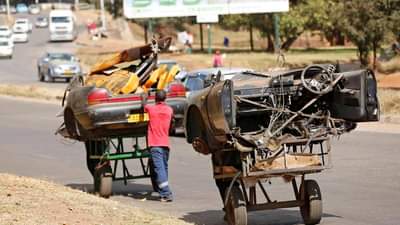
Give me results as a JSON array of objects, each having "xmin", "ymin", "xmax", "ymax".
[{"xmin": 155, "ymin": 90, "xmax": 167, "ymax": 103}]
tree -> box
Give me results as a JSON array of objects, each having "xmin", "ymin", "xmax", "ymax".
[{"xmin": 338, "ymin": 0, "xmax": 396, "ymax": 67}]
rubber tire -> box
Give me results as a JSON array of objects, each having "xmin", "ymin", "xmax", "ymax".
[
  {"xmin": 94, "ymin": 165, "xmax": 113, "ymax": 198},
  {"xmin": 300, "ymin": 180, "xmax": 323, "ymax": 225},
  {"xmin": 225, "ymin": 185, "xmax": 247, "ymax": 225},
  {"xmin": 39, "ymin": 69, "xmax": 44, "ymax": 82},
  {"xmin": 48, "ymin": 69, "xmax": 54, "ymax": 83}
]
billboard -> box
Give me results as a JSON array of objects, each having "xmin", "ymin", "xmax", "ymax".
[{"xmin": 124, "ymin": 0, "xmax": 289, "ymax": 19}]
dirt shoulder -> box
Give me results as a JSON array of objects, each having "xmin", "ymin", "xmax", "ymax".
[{"xmin": 0, "ymin": 173, "xmax": 191, "ymax": 225}]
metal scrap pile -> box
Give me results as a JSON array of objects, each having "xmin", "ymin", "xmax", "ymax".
[{"xmin": 83, "ymin": 37, "xmax": 179, "ymax": 95}]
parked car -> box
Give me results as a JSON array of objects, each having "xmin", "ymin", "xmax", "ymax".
[
  {"xmin": 13, "ymin": 18, "xmax": 32, "ymax": 33},
  {"xmin": 37, "ymin": 52, "xmax": 82, "ymax": 82},
  {"xmin": 184, "ymin": 65, "xmax": 380, "ymax": 155},
  {"xmin": 57, "ymin": 37, "xmax": 187, "ymax": 140},
  {"xmin": 184, "ymin": 67, "xmax": 252, "ymax": 96},
  {"xmin": 16, "ymin": 3, "xmax": 28, "ymax": 13},
  {"xmin": 12, "ymin": 31, "xmax": 28, "ymax": 43},
  {"xmin": 28, "ymin": 4, "xmax": 40, "ymax": 14},
  {"xmin": 0, "ymin": 38, "xmax": 13, "ymax": 58},
  {"xmin": 9, "ymin": 6, "xmax": 16, "ymax": 14},
  {"xmin": 35, "ymin": 16, "xmax": 48, "ymax": 28},
  {"xmin": 0, "ymin": 5, "xmax": 6, "ymax": 14}
]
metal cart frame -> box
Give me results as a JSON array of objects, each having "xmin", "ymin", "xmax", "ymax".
[
  {"xmin": 86, "ymin": 135, "xmax": 156, "ymax": 198},
  {"xmin": 214, "ymin": 137, "xmax": 331, "ymax": 225}
]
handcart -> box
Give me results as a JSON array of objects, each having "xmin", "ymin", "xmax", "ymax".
[
  {"xmin": 212, "ymin": 136, "xmax": 331, "ymax": 225},
  {"xmin": 84, "ymin": 135, "xmax": 156, "ymax": 198}
]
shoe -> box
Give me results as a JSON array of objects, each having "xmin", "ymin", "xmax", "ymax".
[{"xmin": 160, "ymin": 196, "xmax": 173, "ymax": 202}]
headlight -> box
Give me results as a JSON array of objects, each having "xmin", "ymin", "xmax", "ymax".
[{"xmin": 54, "ymin": 66, "xmax": 63, "ymax": 74}]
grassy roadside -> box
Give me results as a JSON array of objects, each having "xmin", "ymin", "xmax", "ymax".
[{"xmin": 0, "ymin": 173, "xmax": 191, "ymax": 225}]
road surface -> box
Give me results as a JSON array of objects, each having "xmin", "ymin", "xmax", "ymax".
[
  {"xmin": 0, "ymin": 96, "xmax": 399, "ymax": 225},
  {"xmin": 0, "ymin": 11, "xmax": 81, "ymax": 91}
]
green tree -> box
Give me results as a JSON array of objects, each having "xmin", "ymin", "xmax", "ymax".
[{"xmin": 338, "ymin": 0, "xmax": 397, "ymax": 67}]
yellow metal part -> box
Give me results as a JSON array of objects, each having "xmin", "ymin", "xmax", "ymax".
[{"xmin": 120, "ymin": 73, "xmax": 140, "ymax": 94}]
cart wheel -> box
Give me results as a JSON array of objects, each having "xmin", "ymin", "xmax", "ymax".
[
  {"xmin": 225, "ymin": 185, "xmax": 247, "ymax": 225},
  {"xmin": 300, "ymin": 179, "xmax": 322, "ymax": 225},
  {"xmin": 148, "ymin": 159, "xmax": 159, "ymax": 193},
  {"xmin": 94, "ymin": 165, "xmax": 113, "ymax": 198}
]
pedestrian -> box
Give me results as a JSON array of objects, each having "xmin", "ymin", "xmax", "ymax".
[
  {"xmin": 212, "ymin": 50, "xmax": 223, "ymax": 67},
  {"xmin": 223, "ymin": 36, "xmax": 229, "ymax": 48},
  {"xmin": 144, "ymin": 90, "xmax": 174, "ymax": 202}
]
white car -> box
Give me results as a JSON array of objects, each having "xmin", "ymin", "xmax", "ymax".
[
  {"xmin": 0, "ymin": 25, "xmax": 12, "ymax": 38},
  {"xmin": 13, "ymin": 31, "xmax": 28, "ymax": 43},
  {"xmin": 13, "ymin": 18, "xmax": 32, "ymax": 33},
  {"xmin": 28, "ymin": 4, "xmax": 40, "ymax": 14},
  {"xmin": 0, "ymin": 38, "xmax": 13, "ymax": 58},
  {"xmin": 35, "ymin": 16, "xmax": 48, "ymax": 28}
]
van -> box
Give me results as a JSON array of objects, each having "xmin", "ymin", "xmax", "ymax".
[{"xmin": 49, "ymin": 9, "xmax": 76, "ymax": 41}]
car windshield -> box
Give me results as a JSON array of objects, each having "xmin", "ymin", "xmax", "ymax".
[
  {"xmin": 0, "ymin": 34, "xmax": 10, "ymax": 38},
  {"xmin": 0, "ymin": 41, "xmax": 9, "ymax": 46},
  {"xmin": 13, "ymin": 31, "xmax": 25, "ymax": 34},
  {"xmin": 185, "ymin": 77, "xmax": 205, "ymax": 91},
  {"xmin": 37, "ymin": 17, "xmax": 46, "ymax": 21},
  {"xmin": 16, "ymin": 21, "xmax": 27, "ymax": 24},
  {"xmin": 0, "ymin": 28, "xmax": 8, "ymax": 31},
  {"xmin": 51, "ymin": 17, "xmax": 71, "ymax": 23},
  {"xmin": 49, "ymin": 53, "xmax": 73, "ymax": 61}
]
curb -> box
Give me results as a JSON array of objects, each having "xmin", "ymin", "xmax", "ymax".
[{"xmin": 380, "ymin": 115, "xmax": 400, "ymax": 124}]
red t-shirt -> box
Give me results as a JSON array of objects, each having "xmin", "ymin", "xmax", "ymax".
[{"xmin": 144, "ymin": 102, "xmax": 173, "ymax": 147}]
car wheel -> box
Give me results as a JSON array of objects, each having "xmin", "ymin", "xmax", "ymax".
[
  {"xmin": 66, "ymin": 78, "xmax": 71, "ymax": 83},
  {"xmin": 38, "ymin": 68, "xmax": 44, "ymax": 82},
  {"xmin": 47, "ymin": 69, "xmax": 54, "ymax": 82}
]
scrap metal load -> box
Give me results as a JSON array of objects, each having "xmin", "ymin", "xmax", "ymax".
[{"xmin": 84, "ymin": 37, "xmax": 179, "ymax": 95}]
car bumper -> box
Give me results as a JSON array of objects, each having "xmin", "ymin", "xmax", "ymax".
[
  {"xmin": 50, "ymin": 72, "xmax": 80, "ymax": 79},
  {"xmin": 50, "ymin": 33, "xmax": 75, "ymax": 41},
  {"xmin": 0, "ymin": 50, "xmax": 13, "ymax": 57},
  {"xmin": 76, "ymin": 98, "xmax": 187, "ymax": 131},
  {"xmin": 13, "ymin": 38, "xmax": 28, "ymax": 43}
]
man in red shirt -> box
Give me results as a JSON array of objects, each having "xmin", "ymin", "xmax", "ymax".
[{"xmin": 144, "ymin": 90, "xmax": 173, "ymax": 202}]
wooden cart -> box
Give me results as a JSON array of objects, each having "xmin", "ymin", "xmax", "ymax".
[{"xmin": 213, "ymin": 136, "xmax": 331, "ymax": 225}]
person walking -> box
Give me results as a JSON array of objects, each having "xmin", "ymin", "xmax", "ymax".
[
  {"xmin": 212, "ymin": 50, "xmax": 223, "ymax": 67},
  {"xmin": 144, "ymin": 90, "xmax": 174, "ymax": 202}
]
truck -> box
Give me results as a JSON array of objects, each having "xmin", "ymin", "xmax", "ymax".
[{"xmin": 49, "ymin": 9, "xmax": 76, "ymax": 42}]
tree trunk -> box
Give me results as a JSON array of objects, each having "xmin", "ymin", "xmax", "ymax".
[
  {"xmin": 372, "ymin": 41, "xmax": 378, "ymax": 70},
  {"xmin": 281, "ymin": 36, "xmax": 299, "ymax": 51},
  {"xmin": 357, "ymin": 44, "xmax": 369, "ymax": 66},
  {"xmin": 266, "ymin": 34, "xmax": 274, "ymax": 52},
  {"xmin": 249, "ymin": 22, "xmax": 254, "ymax": 51},
  {"xmin": 199, "ymin": 24, "xmax": 204, "ymax": 51}
]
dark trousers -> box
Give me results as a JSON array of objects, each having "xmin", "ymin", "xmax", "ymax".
[{"xmin": 150, "ymin": 146, "xmax": 172, "ymax": 198}]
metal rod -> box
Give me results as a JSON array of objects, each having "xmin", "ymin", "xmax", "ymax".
[
  {"xmin": 292, "ymin": 178, "xmax": 299, "ymax": 200},
  {"xmin": 247, "ymin": 200, "xmax": 302, "ymax": 211},
  {"xmin": 257, "ymin": 181, "xmax": 272, "ymax": 203}
]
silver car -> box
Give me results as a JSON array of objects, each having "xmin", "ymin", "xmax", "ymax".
[{"xmin": 37, "ymin": 52, "xmax": 81, "ymax": 82}]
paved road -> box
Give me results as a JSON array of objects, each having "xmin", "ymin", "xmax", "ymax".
[
  {"xmin": 0, "ymin": 96, "xmax": 399, "ymax": 225},
  {"xmin": 0, "ymin": 12, "xmax": 80, "ymax": 90}
]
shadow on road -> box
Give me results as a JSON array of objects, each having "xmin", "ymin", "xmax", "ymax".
[
  {"xmin": 181, "ymin": 209, "xmax": 342, "ymax": 225},
  {"xmin": 66, "ymin": 181, "xmax": 160, "ymax": 201}
]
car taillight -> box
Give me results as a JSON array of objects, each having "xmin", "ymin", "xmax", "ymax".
[
  {"xmin": 168, "ymin": 83, "xmax": 186, "ymax": 97},
  {"xmin": 87, "ymin": 88, "xmax": 110, "ymax": 105}
]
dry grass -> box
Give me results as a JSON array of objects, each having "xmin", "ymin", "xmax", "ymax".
[
  {"xmin": 0, "ymin": 173, "xmax": 191, "ymax": 225},
  {"xmin": 378, "ymin": 88, "xmax": 400, "ymax": 115},
  {"xmin": 377, "ymin": 56, "xmax": 400, "ymax": 74},
  {"xmin": 0, "ymin": 84, "xmax": 63, "ymax": 101}
]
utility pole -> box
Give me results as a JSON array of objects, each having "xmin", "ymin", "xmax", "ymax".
[
  {"xmin": 207, "ymin": 24, "xmax": 212, "ymax": 54},
  {"xmin": 273, "ymin": 13, "xmax": 280, "ymax": 53},
  {"xmin": 6, "ymin": 0, "xmax": 10, "ymax": 23},
  {"xmin": 100, "ymin": 0, "xmax": 107, "ymax": 31}
]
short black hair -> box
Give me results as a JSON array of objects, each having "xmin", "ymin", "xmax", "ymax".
[{"xmin": 155, "ymin": 90, "xmax": 167, "ymax": 102}]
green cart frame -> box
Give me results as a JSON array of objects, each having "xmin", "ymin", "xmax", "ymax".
[{"xmin": 85, "ymin": 135, "xmax": 156, "ymax": 198}]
